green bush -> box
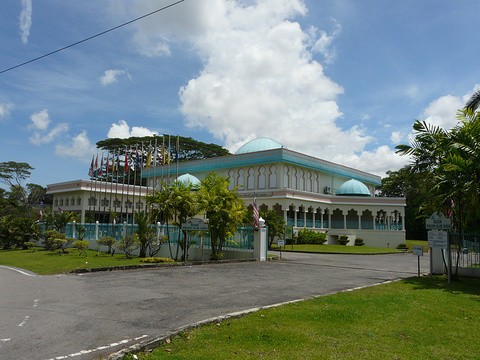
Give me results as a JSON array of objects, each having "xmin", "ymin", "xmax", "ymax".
[
  {"xmin": 210, "ymin": 253, "xmax": 224, "ymax": 261},
  {"xmin": 73, "ymin": 240, "xmax": 90, "ymax": 257},
  {"xmin": 97, "ymin": 235, "xmax": 117, "ymax": 255},
  {"xmin": 42, "ymin": 229, "xmax": 61, "ymax": 250},
  {"xmin": 140, "ymin": 257, "xmax": 175, "ymax": 263},
  {"xmin": 297, "ymin": 229, "xmax": 327, "ymax": 244},
  {"xmin": 397, "ymin": 243, "xmax": 408, "ymax": 250},
  {"xmin": 337, "ymin": 235, "xmax": 349, "ymax": 245},
  {"xmin": 24, "ymin": 242, "xmax": 36, "ymax": 251},
  {"xmin": 354, "ymin": 238, "xmax": 365, "ymax": 246},
  {"xmin": 117, "ymin": 235, "xmax": 139, "ymax": 259}
]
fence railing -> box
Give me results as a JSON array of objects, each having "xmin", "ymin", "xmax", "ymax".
[
  {"xmin": 45, "ymin": 222, "xmax": 255, "ymax": 252},
  {"xmin": 450, "ymin": 233, "xmax": 480, "ymax": 268}
]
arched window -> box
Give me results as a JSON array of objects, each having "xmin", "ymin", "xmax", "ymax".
[
  {"xmin": 247, "ymin": 168, "xmax": 255, "ymax": 189},
  {"xmin": 291, "ymin": 168, "xmax": 297, "ymax": 189},
  {"xmin": 237, "ymin": 169, "xmax": 245, "ymax": 188},
  {"xmin": 299, "ymin": 170, "xmax": 305, "ymax": 191},
  {"xmin": 258, "ymin": 166, "xmax": 266, "ymax": 189},
  {"xmin": 313, "ymin": 173, "xmax": 319, "ymax": 193},
  {"xmin": 228, "ymin": 170, "xmax": 235, "ymax": 190},
  {"xmin": 269, "ymin": 165, "xmax": 277, "ymax": 188},
  {"xmin": 306, "ymin": 171, "xmax": 312, "ymax": 192},
  {"xmin": 283, "ymin": 166, "xmax": 289, "ymax": 188}
]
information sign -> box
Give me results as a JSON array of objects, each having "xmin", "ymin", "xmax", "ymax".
[
  {"xmin": 425, "ymin": 211, "xmax": 452, "ymax": 230},
  {"xmin": 277, "ymin": 240, "xmax": 285, "ymax": 247},
  {"xmin": 181, "ymin": 218, "xmax": 208, "ymax": 231},
  {"xmin": 428, "ymin": 230, "xmax": 448, "ymax": 249},
  {"xmin": 412, "ymin": 245, "xmax": 423, "ymax": 256}
]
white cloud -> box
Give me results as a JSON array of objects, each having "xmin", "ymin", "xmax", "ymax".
[
  {"xmin": 19, "ymin": 0, "xmax": 32, "ymax": 44},
  {"xmin": 100, "ymin": 69, "xmax": 129, "ymax": 86},
  {"xmin": 390, "ymin": 131, "xmax": 402, "ymax": 144},
  {"xmin": 0, "ymin": 103, "xmax": 14, "ymax": 121},
  {"xmin": 336, "ymin": 145, "xmax": 410, "ymax": 178},
  {"xmin": 119, "ymin": 0, "xmax": 413, "ymax": 176},
  {"xmin": 55, "ymin": 131, "xmax": 96, "ymax": 162},
  {"xmin": 28, "ymin": 109, "xmax": 68, "ymax": 145},
  {"xmin": 107, "ymin": 119, "xmax": 157, "ymax": 138},
  {"xmin": 28, "ymin": 109, "xmax": 50, "ymax": 130},
  {"xmin": 309, "ymin": 19, "xmax": 342, "ymax": 64},
  {"xmin": 421, "ymin": 94, "xmax": 463, "ymax": 130}
]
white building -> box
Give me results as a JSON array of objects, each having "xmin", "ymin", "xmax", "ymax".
[{"xmin": 143, "ymin": 137, "xmax": 406, "ymax": 248}]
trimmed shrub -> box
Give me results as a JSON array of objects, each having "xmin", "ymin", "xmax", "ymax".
[
  {"xmin": 337, "ymin": 235, "xmax": 349, "ymax": 245},
  {"xmin": 73, "ymin": 240, "xmax": 90, "ymax": 257},
  {"xmin": 354, "ymin": 238, "xmax": 365, "ymax": 246},
  {"xmin": 210, "ymin": 253, "xmax": 224, "ymax": 261},
  {"xmin": 297, "ymin": 229, "xmax": 327, "ymax": 245},
  {"xmin": 97, "ymin": 236, "xmax": 117, "ymax": 255},
  {"xmin": 397, "ymin": 243, "xmax": 408, "ymax": 250}
]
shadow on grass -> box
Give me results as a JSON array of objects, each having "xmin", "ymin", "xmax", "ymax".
[{"xmin": 403, "ymin": 275, "xmax": 480, "ymax": 296}]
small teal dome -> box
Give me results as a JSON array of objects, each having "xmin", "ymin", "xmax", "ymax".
[
  {"xmin": 175, "ymin": 173, "xmax": 201, "ymax": 187},
  {"xmin": 235, "ymin": 137, "xmax": 285, "ymax": 154},
  {"xmin": 336, "ymin": 179, "xmax": 371, "ymax": 197}
]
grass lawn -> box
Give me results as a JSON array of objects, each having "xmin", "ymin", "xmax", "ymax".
[
  {"xmin": 0, "ymin": 248, "xmax": 147, "ymax": 275},
  {"xmin": 271, "ymin": 244, "xmax": 402, "ymax": 254},
  {"xmin": 124, "ymin": 276, "xmax": 480, "ymax": 360}
]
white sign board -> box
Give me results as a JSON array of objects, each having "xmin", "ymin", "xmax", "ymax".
[
  {"xmin": 277, "ymin": 240, "xmax": 285, "ymax": 247},
  {"xmin": 425, "ymin": 211, "xmax": 452, "ymax": 230},
  {"xmin": 428, "ymin": 230, "xmax": 448, "ymax": 249},
  {"xmin": 412, "ymin": 245, "xmax": 423, "ymax": 256},
  {"xmin": 181, "ymin": 218, "xmax": 208, "ymax": 231}
]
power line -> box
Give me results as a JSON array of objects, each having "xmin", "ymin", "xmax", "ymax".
[{"xmin": 0, "ymin": 0, "xmax": 185, "ymax": 75}]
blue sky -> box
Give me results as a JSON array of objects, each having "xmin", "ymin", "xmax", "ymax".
[{"xmin": 1, "ymin": 0, "xmax": 480, "ymax": 188}]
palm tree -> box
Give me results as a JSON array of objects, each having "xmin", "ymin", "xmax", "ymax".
[
  {"xmin": 134, "ymin": 210, "xmax": 155, "ymax": 258},
  {"xmin": 197, "ymin": 173, "xmax": 247, "ymax": 259}
]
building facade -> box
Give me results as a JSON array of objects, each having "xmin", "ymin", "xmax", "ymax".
[{"xmin": 143, "ymin": 138, "xmax": 406, "ymax": 248}]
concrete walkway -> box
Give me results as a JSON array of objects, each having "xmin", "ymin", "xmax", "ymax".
[{"xmin": 0, "ymin": 252, "xmax": 429, "ymax": 360}]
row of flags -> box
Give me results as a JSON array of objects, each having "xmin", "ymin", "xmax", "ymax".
[{"xmin": 88, "ymin": 136, "xmax": 179, "ymax": 178}]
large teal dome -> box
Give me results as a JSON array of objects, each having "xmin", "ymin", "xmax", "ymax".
[
  {"xmin": 235, "ymin": 137, "xmax": 285, "ymax": 154},
  {"xmin": 175, "ymin": 173, "xmax": 201, "ymax": 187},
  {"xmin": 336, "ymin": 179, "xmax": 371, "ymax": 197}
]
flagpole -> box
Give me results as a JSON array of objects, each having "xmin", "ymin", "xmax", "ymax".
[
  {"xmin": 176, "ymin": 134, "xmax": 179, "ymax": 180},
  {"xmin": 120, "ymin": 147, "xmax": 127, "ymax": 224},
  {"xmin": 153, "ymin": 137, "xmax": 157, "ymax": 192},
  {"xmin": 88, "ymin": 154, "xmax": 94, "ymax": 223},
  {"xmin": 133, "ymin": 144, "xmax": 138, "ymax": 222},
  {"xmin": 94, "ymin": 153, "xmax": 99, "ymax": 222},
  {"xmin": 126, "ymin": 146, "xmax": 131, "ymax": 224}
]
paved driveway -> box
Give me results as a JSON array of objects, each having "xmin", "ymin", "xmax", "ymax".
[{"xmin": 0, "ymin": 252, "xmax": 429, "ymax": 360}]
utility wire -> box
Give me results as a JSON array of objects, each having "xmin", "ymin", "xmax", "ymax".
[{"xmin": 0, "ymin": 0, "xmax": 185, "ymax": 75}]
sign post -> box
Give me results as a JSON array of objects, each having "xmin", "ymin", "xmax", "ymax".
[
  {"xmin": 412, "ymin": 245, "xmax": 423, "ymax": 277},
  {"xmin": 426, "ymin": 212, "xmax": 451, "ymax": 284},
  {"xmin": 277, "ymin": 239, "xmax": 285, "ymax": 259},
  {"xmin": 181, "ymin": 218, "xmax": 208, "ymax": 262}
]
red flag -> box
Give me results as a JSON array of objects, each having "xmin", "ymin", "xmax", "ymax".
[
  {"xmin": 253, "ymin": 197, "xmax": 259, "ymax": 228},
  {"xmin": 88, "ymin": 155, "xmax": 94, "ymax": 177},
  {"xmin": 99, "ymin": 157, "xmax": 104, "ymax": 176},
  {"xmin": 124, "ymin": 152, "xmax": 129, "ymax": 172}
]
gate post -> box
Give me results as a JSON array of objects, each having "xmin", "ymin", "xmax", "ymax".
[{"xmin": 254, "ymin": 217, "xmax": 267, "ymax": 261}]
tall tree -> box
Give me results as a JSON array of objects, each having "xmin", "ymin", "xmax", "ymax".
[
  {"xmin": 197, "ymin": 173, "xmax": 247, "ymax": 259},
  {"xmin": 0, "ymin": 161, "xmax": 35, "ymax": 217}
]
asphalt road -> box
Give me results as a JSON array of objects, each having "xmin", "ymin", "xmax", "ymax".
[{"xmin": 0, "ymin": 252, "xmax": 430, "ymax": 360}]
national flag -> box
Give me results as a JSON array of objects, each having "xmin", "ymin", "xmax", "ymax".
[
  {"xmin": 162, "ymin": 144, "xmax": 165, "ymax": 166},
  {"xmin": 124, "ymin": 152, "xmax": 129, "ymax": 172},
  {"xmin": 136, "ymin": 150, "xmax": 143, "ymax": 169},
  {"xmin": 58, "ymin": 206, "xmax": 63, "ymax": 214},
  {"xmin": 88, "ymin": 155, "xmax": 94, "ymax": 177},
  {"xmin": 146, "ymin": 151, "xmax": 152, "ymax": 168},
  {"xmin": 39, "ymin": 209, "xmax": 43, "ymax": 221},
  {"xmin": 445, "ymin": 198, "xmax": 454, "ymax": 218},
  {"xmin": 253, "ymin": 197, "xmax": 259, "ymax": 228},
  {"xmin": 111, "ymin": 153, "xmax": 116, "ymax": 173},
  {"xmin": 99, "ymin": 156, "xmax": 104, "ymax": 176},
  {"xmin": 106, "ymin": 153, "xmax": 110, "ymax": 174},
  {"xmin": 168, "ymin": 135, "xmax": 171, "ymax": 164}
]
